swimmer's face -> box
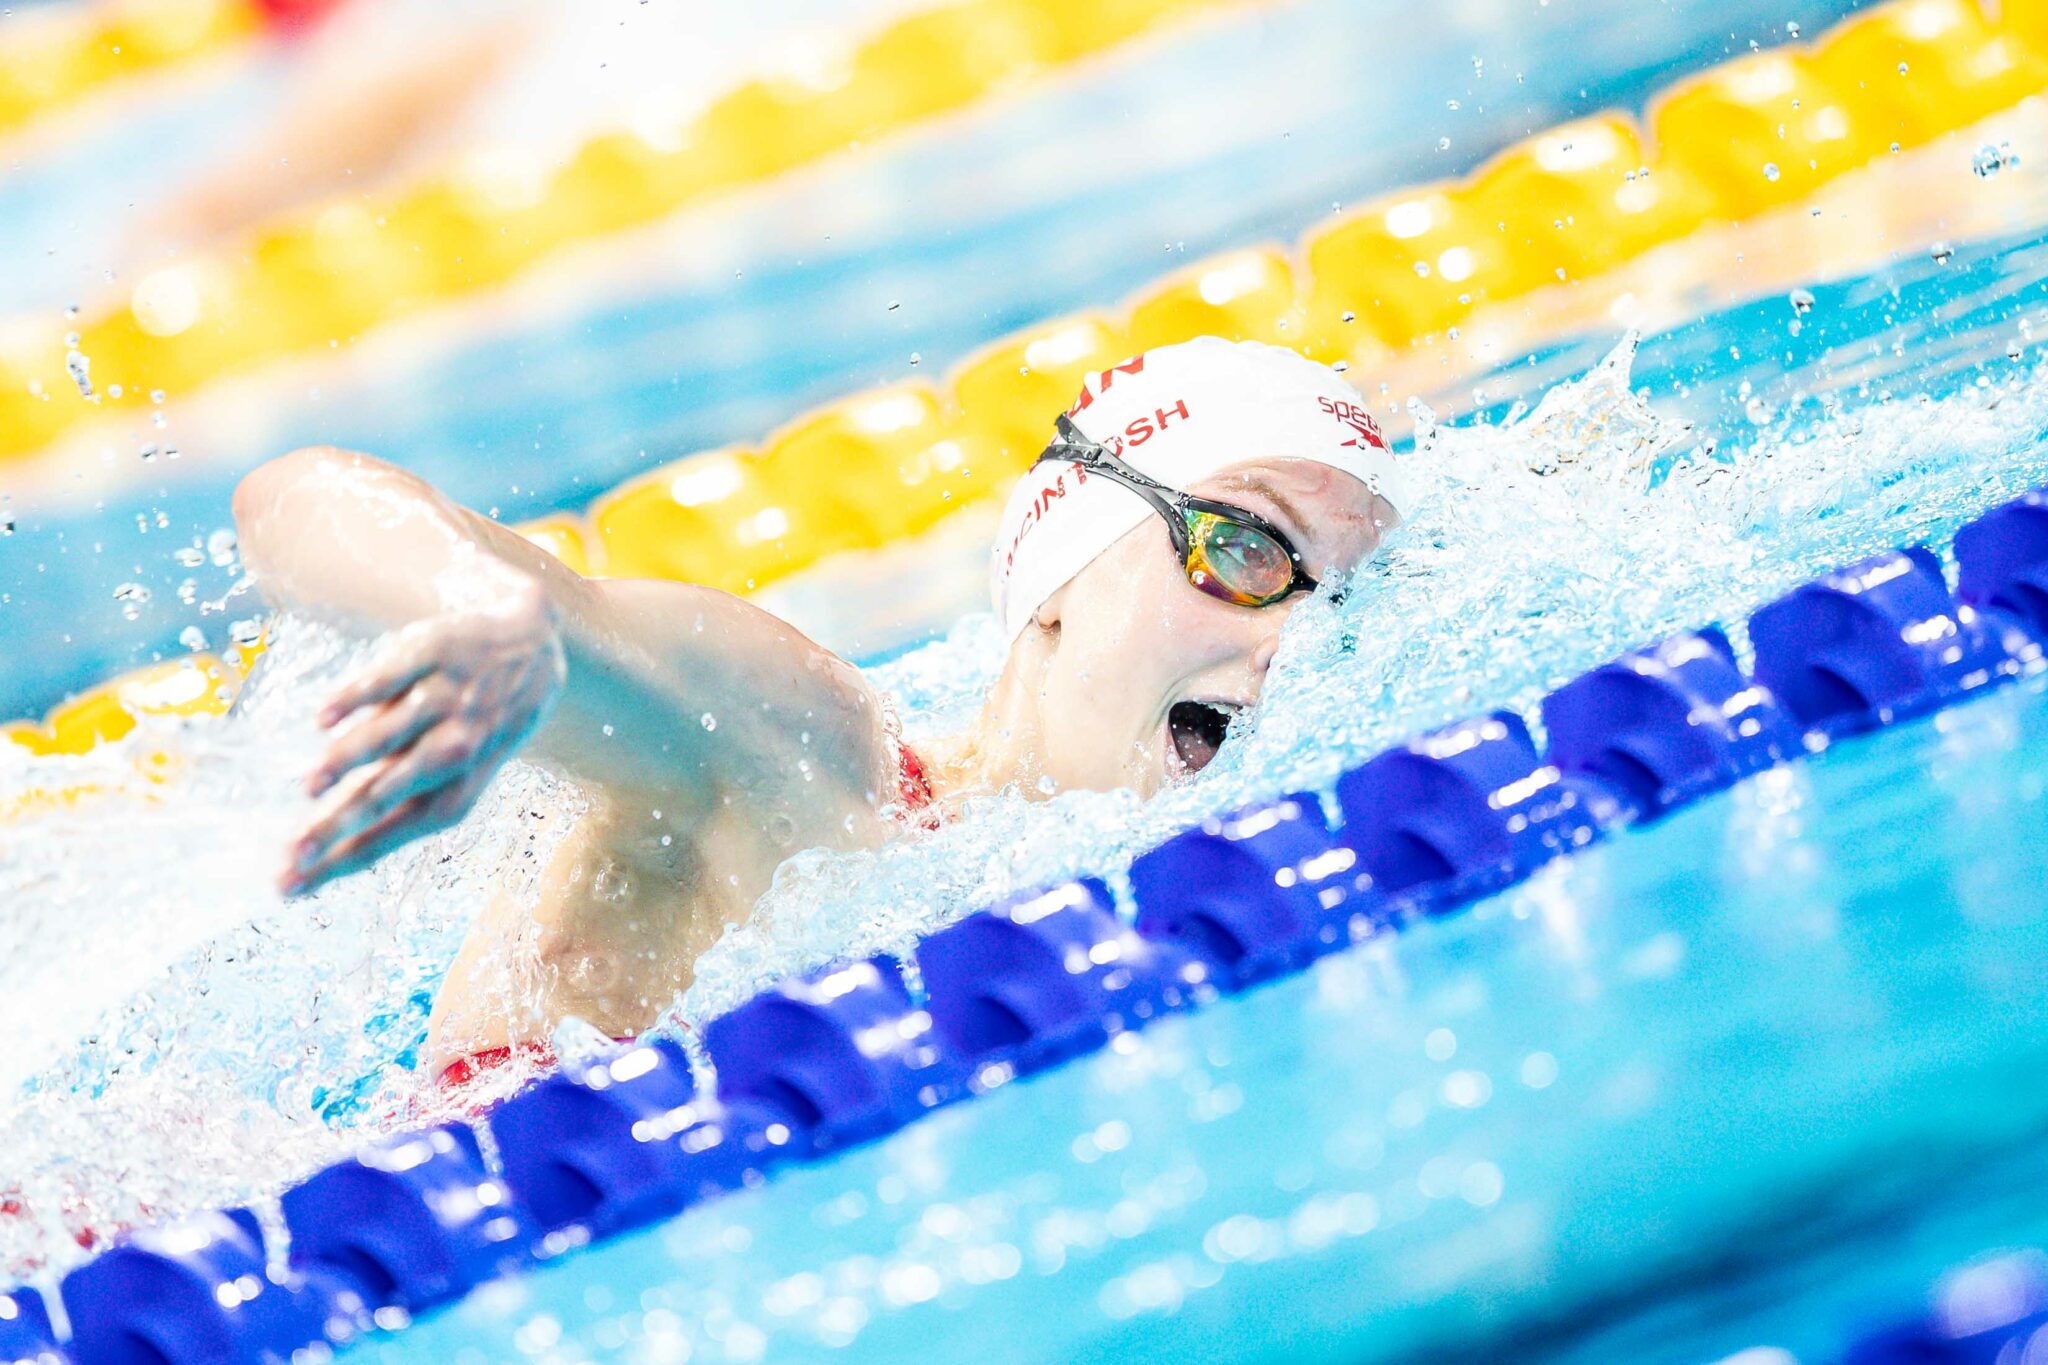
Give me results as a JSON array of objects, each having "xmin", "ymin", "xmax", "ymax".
[{"xmin": 1023, "ymin": 458, "xmax": 1396, "ymax": 797}]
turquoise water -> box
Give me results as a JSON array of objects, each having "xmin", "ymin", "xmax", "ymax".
[
  {"xmin": 340, "ymin": 674, "xmax": 2048, "ymax": 1365},
  {"xmin": 0, "ymin": 0, "xmax": 1862, "ymax": 715},
  {"xmin": 9, "ymin": 182, "xmax": 2048, "ymax": 1356},
  {"xmin": 7, "ymin": 1, "xmax": 2048, "ymax": 1358}
]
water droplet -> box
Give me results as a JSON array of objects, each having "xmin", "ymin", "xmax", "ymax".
[
  {"xmin": 886, "ymin": 300, "xmax": 901, "ymax": 312},
  {"xmin": 1788, "ymin": 288, "xmax": 1814, "ymax": 317},
  {"xmin": 1413, "ymin": 261, "xmax": 1431, "ymax": 277},
  {"xmin": 1340, "ymin": 310, "xmax": 1356, "ymax": 323},
  {"xmin": 1332, "ymin": 360, "xmax": 1349, "ymax": 372},
  {"xmin": 1762, "ymin": 162, "xmax": 1781, "ymax": 183},
  {"xmin": 908, "ymin": 352, "xmax": 921, "ymax": 366},
  {"xmin": 1436, "ymin": 136, "xmax": 1451, "ymax": 152},
  {"xmin": 173, "ymin": 545, "xmax": 205, "ymax": 568},
  {"xmin": 149, "ymin": 389, "xmax": 165, "ymax": 405},
  {"xmin": 1931, "ymin": 240, "xmax": 1955, "ymax": 265},
  {"xmin": 1786, "ymin": 19, "xmax": 1800, "ymax": 35},
  {"xmin": 65, "ymin": 349, "xmax": 93, "ymax": 399},
  {"xmin": 1035, "ymin": 774, "xmax": 1057, "ymax": 795},
  {"xmin": 63, "ymin": 303, "xmax": 78, "ymax": 321},
  {"xmin": 1972, "ymin": 141, "xmax": 2018, "ymax": 178},
  {"xmin": 207, "ymin": 528, "xmax": 237, "ymax": 566},
  {"xmin": 1897, "ymin": 61, "xmax": 1909, "ymax": 75},
  {"xmin": 700, "ymin": 713, "xmax": 718, "ymax": 732},
  {"xmin": 139, "ymin": 443, "xmax": 159, "ymax": 462},
  {"xmin": 178, "ymin": 625, "xmax": 206, "ymax": 651},
  {"xmin": 228, "ymin": 617, "xmax": 264, "ymax": 647},
  {"xmin": 114, "ymin": 582, "xmax": 151, "ymax": 619},
  {"xmin": 602, "ymin": 723, "xmax": 615, "ymax": 737}
]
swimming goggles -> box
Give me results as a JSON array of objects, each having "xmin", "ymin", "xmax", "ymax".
[{"xmin": 1035, "ymin": 413, "xmax": 1319, "ymax": 609}]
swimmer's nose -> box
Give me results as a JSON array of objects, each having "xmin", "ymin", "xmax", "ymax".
[{"xmin": 1251, "ymin": 635, "xmax": 1281, "ymax": 676}]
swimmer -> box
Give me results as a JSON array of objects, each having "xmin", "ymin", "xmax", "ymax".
[{"xmin": 231, "ymin": 336, "xmax": 1407, "ymax": 1079}]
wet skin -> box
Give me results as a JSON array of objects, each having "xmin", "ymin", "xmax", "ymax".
[{"xmin": 232, "ymin": 447, "xmax": 1391, "ymax": 1069}]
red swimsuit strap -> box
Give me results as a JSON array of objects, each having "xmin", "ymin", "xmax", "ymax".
[{"xmin": 898, "ymin": 743, "xmax": 935, "ymax": 811}]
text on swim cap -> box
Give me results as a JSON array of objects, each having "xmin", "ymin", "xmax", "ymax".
[
  {"xmin": 1064, "ymin": 354, "xmax": 1148, "ymax": 418},
  {"xmin": 1316, "ymin": 396, "xmax": 1387, "ymax": 450}
]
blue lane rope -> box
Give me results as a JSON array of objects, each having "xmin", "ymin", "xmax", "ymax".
[{"xmin": 9, "ymin": 484, "xmax": 2048, "ymax": 1365}]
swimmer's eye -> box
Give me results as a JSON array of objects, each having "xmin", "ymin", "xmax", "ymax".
[{"xmin": 1183, "ymin": 510, "xmax": 1307, "ymax": 607}]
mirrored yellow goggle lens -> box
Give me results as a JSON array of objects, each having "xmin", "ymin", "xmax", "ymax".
[{"xmin": 1184, "ymin": 511, "xmax": 1294, "ymax": 606}]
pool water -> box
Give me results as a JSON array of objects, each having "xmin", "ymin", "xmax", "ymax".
[
  {"xmin": 6, "ymin": 0, "xmax": 2048, "ymax": 1359},
  {"xmin": 337, "ymin": 674, "xmax": 2048, "ymax": 1365},
  {"xmin": 0, "ymin": 0, "xmax": 1863, "ymax": 716}
]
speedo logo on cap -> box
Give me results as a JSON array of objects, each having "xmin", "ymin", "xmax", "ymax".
[{"xmin": 1318, "ymin": 395, "xmax": 1387, "ymax": 451}]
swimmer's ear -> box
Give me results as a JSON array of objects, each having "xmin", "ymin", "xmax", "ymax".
[{"xmin": 1032, "ymin": 585, "xmax": 1065, "ymax": 632}]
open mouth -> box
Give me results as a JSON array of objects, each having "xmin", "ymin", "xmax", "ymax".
[{"xmin": 1167, "ymin": 700, "xmax": 1241, "ymax": 776}]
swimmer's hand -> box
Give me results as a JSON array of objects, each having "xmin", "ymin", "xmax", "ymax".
[{"xmin": 283, "ymin": 583, "xmax": 566, "ymax": 895}]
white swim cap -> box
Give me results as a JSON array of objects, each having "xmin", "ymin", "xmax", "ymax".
[{"xmin": 990, "ymin": 335, "xmax": 1410, "ymax": 639}]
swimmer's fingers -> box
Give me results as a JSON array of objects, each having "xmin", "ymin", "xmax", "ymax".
[
  {"xmin": 295, "ymin": 735, "xmax": 467, "ymax": 864},
  {"xmin": 285, "ymin": 747, "xmax": 484, "ymax": 894},
  {"xmin": 305, "ymin": 676, "xmax": 457, "ymax": 797},
  {"xmin": 318, "ymin": 623, "xmax": 445, "ymax": 727},
  {"xmin": 287, "ymin": 717, "xmax": 510, "ymax": 891},
  {"xmin": 288, "ymin": 778, "xmax": 478, "ymax": 894}
]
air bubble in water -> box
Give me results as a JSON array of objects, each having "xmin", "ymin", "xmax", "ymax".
[
  {"xmin": 208, "ymin": 529, "xmax": 238, "ymax": 566},
  {"xmin": 1931, "ymin": 241, "xmax": 1955, "ymax": 265},
  {"xmin": 149, "ymin": 389, "xmax": 165, "ymax": 405},
  {"xmin": 174, "ymin": 545, "xmax": 206, "ymax": 568},
  {"xmin": 179, "ymin": 626, "xmax": 207, "ymax": 652},
  {"xmin": 65, "ymin": 350, "xmax": 93, "ymax": 399},
  {"xmin": 1788, "ymin": 288, "xmax": 1815, "ymax": 317},
  {"xmin": 700, "ymin": 713, "xmax": 718, "ymax": 731},
  {"xmin": 114, "ymin": 583, "xmax": 151, "ymax": 619},
  {"xmin": 1341, "ymin": 310, "xmax": 1356, "ymax": 323},
  {"xmin": 227, "ymin": 617, "xmax": 264, "ymax": 647},
  {"xmin": 1762, "ymin": 163, "xmax": 1781, "ymax": 183}
]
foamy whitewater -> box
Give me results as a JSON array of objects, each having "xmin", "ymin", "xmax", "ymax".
[{"xmin": 3, "ymin": 333, "xmax": 2045, "ymax": 1280}]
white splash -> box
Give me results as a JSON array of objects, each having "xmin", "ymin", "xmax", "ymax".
[{"xmin": 2, "ymin": 335, "xmax": 2045, "ymax": 1277}]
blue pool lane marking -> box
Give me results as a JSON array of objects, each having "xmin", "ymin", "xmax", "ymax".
[{"xmin": 12, "ymin": 483, "xmax": 2048, "ymax": 1365}]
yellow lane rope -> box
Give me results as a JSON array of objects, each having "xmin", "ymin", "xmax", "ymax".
[
  {"xmin": 6, "ymin": 0, "xmax": 2045, "ymax": 766},
  {"xmin": 0, "ymin": 0, "xmax": 1273, "ymax": 464}
]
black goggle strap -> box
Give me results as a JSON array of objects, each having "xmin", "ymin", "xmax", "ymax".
[
  {"xmin": 1038, "ymin": 414, "xmax": 1316, "ymax": 593},
  {"xmin": 1038, "ymin": 415, "xmax": 1192, "ymax": 558}
]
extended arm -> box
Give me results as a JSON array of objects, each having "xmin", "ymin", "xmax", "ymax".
[{"xmin": 234, "ymin": 446, "xmax": 894, "ymax": 892}]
